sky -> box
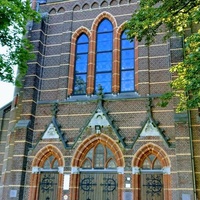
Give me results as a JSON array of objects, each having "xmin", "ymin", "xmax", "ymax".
[{"xmin": 0, "ymin": 81, "xmax": 15, "ymax": 108}]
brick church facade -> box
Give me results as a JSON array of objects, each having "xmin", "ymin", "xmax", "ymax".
[{"xmin": 0, "ymin": 0, "xmax": 200, "ymax": 199}]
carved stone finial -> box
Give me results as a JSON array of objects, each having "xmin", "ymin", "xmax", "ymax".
[
  {"xmin": 52, "ymin": 103, "xmax": 59, "ymax": 117},
  {"xmin": 97, "ymin": 84, "xmax": 104, "ymax": 99},
  {"xmin": 146, "ymin": 98, "xmax": 153, "ymax": 118}
]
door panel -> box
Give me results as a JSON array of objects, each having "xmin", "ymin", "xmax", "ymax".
[
  {"xmin": 79, "ymin": 173, "xmax": 118, "ymax": 200},
  {"xmin": 141, "ymin": 174, "xmax": 163, "ymax": 200},
  {"xmin": 38, "ymin": 172, "xmax": 58, "ymax": 200}
]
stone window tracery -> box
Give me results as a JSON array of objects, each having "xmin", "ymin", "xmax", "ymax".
[{"xmin": 81, "ymin": 143, "xmax": 117, "ymax": 169}]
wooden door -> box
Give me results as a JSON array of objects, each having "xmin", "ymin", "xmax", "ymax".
[
  {"xmin": 141, "ymin": 173, "xmax": 163, "ymax": 200},
  {"xmin": 38, "ymin": 172, "xmax": 58, "ymax": 200},
  {"xmin": 79, "ymin": 173, "xmax": 118, "ymax": 200}
]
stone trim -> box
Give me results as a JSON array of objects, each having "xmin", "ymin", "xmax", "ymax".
[
  {"xmin": 132, "ymin": 166, "xmax": 140, "ymax": 174},
  {"xmin": 117, "ymin": 167, "xmax": 124, "ymax": 174},
  {"xmin": 132, "ymin": 142, "xmax": 171, "ymax": 167},
  {"xmin": 71, "ymin": 167, "xmax": 80, "ymax": 174},
  {"xmin": 32, "ymin": 144, "xmax": 64, "ymax": 167}
]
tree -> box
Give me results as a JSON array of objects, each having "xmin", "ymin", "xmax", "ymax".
[
  {"xmin": 0, "ymin": 0, "xmax": 40, "ymax": 85},
  {"xmin": 125, "ymin": 0, "xmax": 200, "ymax": 111}
]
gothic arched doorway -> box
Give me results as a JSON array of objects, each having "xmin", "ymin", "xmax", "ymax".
[
  {"xmin": 132, "ymin": 143, "xmax": 171, "ymax": 200},
  {"xmin": 29, "ymin": 145, "xmax": 64, "ymax": 200},
  {"xmin": 71, "ymin": 134, "xmax": 124, "ymax": 200}
]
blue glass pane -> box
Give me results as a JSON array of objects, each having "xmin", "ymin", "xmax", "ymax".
[
  {"xmin": 96, "ymin": 73, "xmax": 111, "ymax": 93},
  {"xmin": 121, "ymin": 39, "xmax": 134, "ymax": 49},
  {"xmin": 98, "ymin": 19, "xmax": 113, "ymax": 33},
  {"xmin": 121, "ymin": 70, "xmax": 134, "ymax": 80},
  {"xmin": 121, "ymin": 58, "xmax": 134, "ymax": 69},
  {"xmin": 121, "ymin": 70, "xmax": 134, "ymax": 91},
  {"xmin": 77, "ymin": 43, "xmax": 89, "ymax": 53},
  {"xmin": 38, "ymin": 0, "xmax": 47, "ymax": 4},
  {"xmin": 98, "ymin": 33, "xmax": 112, "ymax": 42},
  {"xmin": 96, "ymin": 52, "xmax": 112, "ymax": 72},
  {"xmin": 75, "ymin": 54, "xmax": 88, "ymax": 73},
  {"xmin": 121, "ymin": 31, "xmax": 127, "ymax": 39},
  {"xmin": 122, "ymin": 49, "xmax": 134, "ymax": 59},
  {"xmin": 77, "ymin": 34, "xmax": 88, "ymax": 44},
  {"xmin": 74, "ymin": 75, "xmax": 87, "ymax": 94},
  {"xmin": 97, "ymin": 33, "xmax": 113, "ymax": 51}
]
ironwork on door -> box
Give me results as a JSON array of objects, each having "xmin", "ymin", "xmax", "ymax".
[
  {"xmin": 38, "ymin": 172, "xmax": 58, "ymax": 200},
  {"xmin": 79, "ymin": 173, "xmax": 118, "ymax": 200},
  {"xmin": 141, "ymin": 173, "xmax": 163, "ymax": 200}
]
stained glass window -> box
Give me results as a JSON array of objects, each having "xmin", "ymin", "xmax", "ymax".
[
  {"xmin": 43, "ymin": 155, "xmax": 58, "ymax": 169},
  {"xmin": 95, "ymin": 19, "xmax": 113, "ymax": 93},
  {"xmin": 120, "ymin": 31, "xmax": 134, "ymax": 92},
  {"xmin": 94, "ymin": 144, "xmax": 105, "ymax": 168},
  {"xmin": 80, "ymin": 143, "xmax": 117, "ymax": 169},
  {"xmin": 71, "ymin": 22, "xmax": 136, "ymax": 96},
  {"xmin": 74, "ymin": 34, "xmax": 89, "ymax": 95},
  {"xmin": 142, "ymin": 154, "xmax": 161, "ymax": 169},
  {"xmin": 82, "ymin": 158, "xmax": 92, "ymax": 169},
  {"xmin": 107, "ymin": 159, "xmax": 116, "ymax": 169}
]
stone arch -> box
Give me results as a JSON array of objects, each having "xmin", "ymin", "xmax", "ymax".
[
  {"xmin": 58, "ymin": 7, "xmax": 65, "ymax": 13},
  {"xmin": 73, "ymin": 4, "xmax": 81, "ymax": 11},
  {"xmin": 110, "ymin": 0, "xmax": 118, "ymax": 6},
  {"xmin": 117, "ymin": 22, "xmax": 126, "ymax": 34},
  {"xmin": 71, "ymin": 133, "xmax": 124, "ymax": 167},
  {"xmin": 132, "ymin": 142, "xmax": 170, "ymax": 167},
  {"xmin": 49, "ymin": 8, "xmax": 56, "ymax": 14},
  {"xmin": 32, "ymin": 144, "xmax": 64, "ymax": 167},
  {"xmin": 100, "ymin": 1, "xmax": 108, "ymax": 7},
  {"xmin": 82, "ymin": 3, "xmax": 90, "ymax": 10},
  {"xmin": 71, "ymin": 26, "xmax": 91, "ymax": 42},
  {"xmin": 70, "ymin": 134, "xmax": 124, "ymax": 200},
  {"xmin": 29, "ymin": 145, "xmax": 64, "ymax": 200},
  {"xmin": 91, "ymin": 2, "xmax": 99, "ymax": 9},
  {"xmin": 119, "ymin": 0, "xmax": 127, "ymax": 5},
  {"xmin": 68, "ymin": 26, "xmax": 91, "ymax": 96},
  {"xmin": 91, "ymin": 11, "xmax": 117, "ymax": 31},
  {"xmin": 132, "ymin": 143, "xmax": 171, "ymax": 200}
]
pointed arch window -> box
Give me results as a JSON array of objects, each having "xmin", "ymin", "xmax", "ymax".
[
  {"xmin": 81, "ymin": 143, "xmax": 117, "ymax": 169},
  {"xmin": 43, "ymin": 155, "xmax": 59, "ymax": 169},
  {"xmin": 74, "ymin": 33, "xmax": 89, "ymax": 95},
  {"xmin": 68, "ymin": 16, "xmax": 138, "ymax": 97},
  {"xmin": 142, "ymin": 154, "xmax": 162, "ymax": 170},
  {"xmin": 95, "ymin": 19, "xmax": 113, "ymax": 93},
  {"xmin": 120, "ymin": 30, "xmax": 135, "ymax": 92}
]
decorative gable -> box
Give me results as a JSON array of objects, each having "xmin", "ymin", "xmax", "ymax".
[
  {"xmin": 140, "ymin": 119, "xmax": 160, "ymax": 137},
  {"xmin": 33, "ymin": 103, "xmax": 70, "ymax": 149},
  {"xmin": 42, "ymin": 123, "xmax": 59, "ymax": 139},
  {"xmin": 88, "ymin": 107, "xmax": 110, "ymax": 134},
  {"xmin": 132, "ymin": 98, "xmax": 173, "ymax": 148},
  {"xmin": 73, "ymin": 100, "xmax": 126, "ymax": 144},
  {"xmin": 72, "ymin": 87, "xmax": 127, "ymax": 148}
]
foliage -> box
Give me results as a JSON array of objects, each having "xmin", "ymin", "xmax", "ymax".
[
  {"xmin": 125, "ymin": 0, "xmax": 200, "ymax": 111},
  {"xmin": 0, "ymin": 0, "xmax": 40, "ymax": 85}
]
